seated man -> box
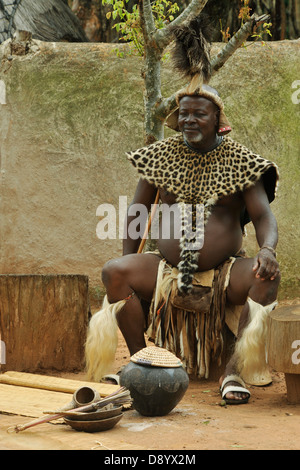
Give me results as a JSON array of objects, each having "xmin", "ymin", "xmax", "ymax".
[{"xmin": 86, "ymin": 83, "xmax": 280, "ymax": 405}]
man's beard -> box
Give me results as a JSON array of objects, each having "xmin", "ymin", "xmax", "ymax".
[{"xmin": 183, "ymin": 130, "xmax": 203, "ymax": 145}]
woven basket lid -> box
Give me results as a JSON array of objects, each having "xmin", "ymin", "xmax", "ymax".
[{"xmin": 130, "ymin": 346, "xmax": 183, "ymax": 368}]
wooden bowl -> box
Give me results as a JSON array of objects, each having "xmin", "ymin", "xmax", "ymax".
[
  {"xmin": 64, "ymin": 413, "xmax": 123, "ymax": 432},
  {"xmin": 61, "ymin": 405, "xmax": 122, "ymax": 421}
]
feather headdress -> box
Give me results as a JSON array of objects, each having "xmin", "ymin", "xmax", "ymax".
[
  {"xmin": 166, "ymin": 14, "xmax": 232, "ymax": 136},
  {"xmin": 170, "ymin": 14, "xmax": 213, "ymax": 85}
]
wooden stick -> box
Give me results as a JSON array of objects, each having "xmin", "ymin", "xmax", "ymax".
[{"xmin": 137, "ymin": 190, "xmax": 160, "ymax": 254}]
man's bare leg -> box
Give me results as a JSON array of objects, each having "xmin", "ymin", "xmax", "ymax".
[
  {"xmin": 222, "ymin": 257, "xmax": 281, "ymax": 402},
  {"xmin": 101, "ymin": 253, "xmax": 161, "ymax": 355}
]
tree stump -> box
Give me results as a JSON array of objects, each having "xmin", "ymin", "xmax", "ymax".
[
  {"xmin": 0, "ymin": 275, "xmax": 89, "ymax": 373},
  {"xmin": 267, "ymin": 305, "xmax": 300, "ymax": 404}
]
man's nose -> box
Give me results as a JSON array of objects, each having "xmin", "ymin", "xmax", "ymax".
[{"xmin": 185, "ymin": 113, "xmax": 196, "ymax": 123}]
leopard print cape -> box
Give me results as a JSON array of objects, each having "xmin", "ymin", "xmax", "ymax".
[{"xmin": 126, "ymin": 134, "xmax": 279, "ymax": 293}]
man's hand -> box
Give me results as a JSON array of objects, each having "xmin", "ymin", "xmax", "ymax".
[{"xmin": 252, "ymin": 247, "xmax": 280, "ymax": 281}]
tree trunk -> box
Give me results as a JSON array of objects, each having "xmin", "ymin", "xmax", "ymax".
[
  {"xmin": 142, "ymin": 47, "xmax": 164, "ymax": 144},
  {"xmin": 0, "ymin": 274, "xmax": 89, "ymax": 373},
  {"xmin": 280, "ymin": 0, "xmax": 287, "ymax": 39}
]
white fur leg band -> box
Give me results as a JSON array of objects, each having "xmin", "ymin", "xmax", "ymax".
[
  {"xmin": 85, "ymin": 295, "xmax": 126, "ymax": 382},
  {"xmin": 234, "ymin": 297, "xmax": 277, "ymax": 379}
]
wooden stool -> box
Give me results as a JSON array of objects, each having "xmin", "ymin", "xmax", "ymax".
[{"xmin": 267, "ymin": 305, "xmax": 300, "ymax": 404}]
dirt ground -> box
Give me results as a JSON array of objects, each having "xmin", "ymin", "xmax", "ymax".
[{"xmin": 0, "ymin": 300, "xmax": 300, "ymax": 452}]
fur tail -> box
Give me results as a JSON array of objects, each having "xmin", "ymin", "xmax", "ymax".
[
  {"xmin": 170, "ymin": 13, "xmax": 213, "ymax": 83},
  {"xmin": 85, "ymin": 295, "xmax": 126, "ymax": 382},
  {"xmin": 235, "ymin": 297, "xmax": 277, "ymax": 378}
]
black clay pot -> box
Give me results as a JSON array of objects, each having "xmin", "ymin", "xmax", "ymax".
[{"xmin": 120, "ymin": 361, "xmax": 189, "ymax": 416}]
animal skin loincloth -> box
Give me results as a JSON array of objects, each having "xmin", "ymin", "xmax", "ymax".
[{"xmin": 146, "ymin": 257, "xmax": 238, "ymax": 379}]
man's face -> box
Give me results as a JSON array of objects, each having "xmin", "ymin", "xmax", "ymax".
[{"xmin": 177, "ymin": 96, "xmax": 219, "ymax": 148}]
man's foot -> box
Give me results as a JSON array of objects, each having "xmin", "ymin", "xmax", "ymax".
[{"xmin": 219, "ymin": 374, "xmax": 250, "ymax": 405}]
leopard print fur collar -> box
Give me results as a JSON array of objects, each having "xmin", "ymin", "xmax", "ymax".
[{"xmin": 127, "ymin": 135, "xmax": 278, "ymax": 206}]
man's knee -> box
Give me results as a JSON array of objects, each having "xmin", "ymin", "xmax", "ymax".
[
  {"xmin": 251, "ymin": 271, "xmax": 281, "ymax": 306},
  {"xmin": 101, "ymin": 258, "xmax": 128, "ymax": 289},
  {"xmin": 227, "ymin": 258, "xmax": 281, "ymax": 306}
]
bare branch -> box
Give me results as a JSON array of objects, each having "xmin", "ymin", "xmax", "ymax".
[
  {"xmin": 153, "ymin": 0, "xmax": 209, "ymax": 52},
  {"xmin": 156, "ymin": 92, "xmax": 177, "ymax": 122},
  {"xmin": 211, "ymin": 14, "xmax": 270, "ymax": 74}
]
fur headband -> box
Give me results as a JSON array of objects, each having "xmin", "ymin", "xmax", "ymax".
[{"xmin": 166, "ymin": 82, "xmax": 232, "ymax": 136}]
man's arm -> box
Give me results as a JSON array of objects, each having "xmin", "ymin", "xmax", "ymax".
[
  {"xmin": 243, "ymin": 178, "xmax": 280, "ymax": 281},
  {"xmin": 123, "ymin": 178, "xmax": 158, "ymax": 255}
]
